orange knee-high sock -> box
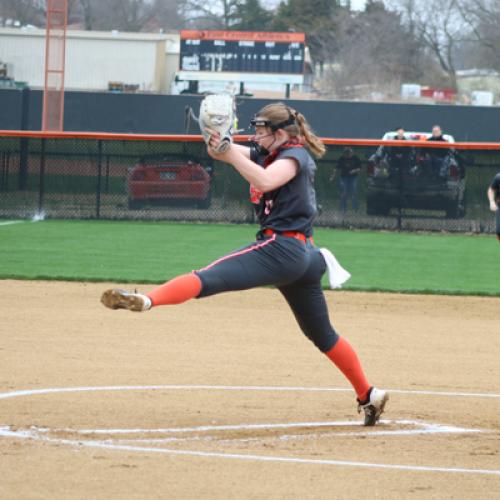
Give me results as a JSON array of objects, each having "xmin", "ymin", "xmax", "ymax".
[
  {"xmin": 325, "ymin": 337, "xmax": 371, "ymax": 401},
  {"xmin": 147, "ymin": 273, "xmax": 202, "ymax": 307}
]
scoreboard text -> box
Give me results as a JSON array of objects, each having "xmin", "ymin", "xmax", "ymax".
[{"xmin": 179, "ymin": 30, "xmax": 306, "ymax": 75}]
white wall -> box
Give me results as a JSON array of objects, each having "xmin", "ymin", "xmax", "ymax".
[
  {"xmin": 65, "ymin": 37, "xmax": 162, "ymax": 91},
  {"xmin": 0, "ymin": 30, "xmax": 45, "ymax": 85},
  {"xmin": 0, "ymin": 28, "xmax": 169, "ymax": 92}
]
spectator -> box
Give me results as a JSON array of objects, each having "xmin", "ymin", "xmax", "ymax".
[
  {"xmin": 394, "ymin": 127, "xmax": 405, "ymax": 141},
  {"xmin": 387, "ymin": 127, "xmax": 413, "ymax": 172},
  {"xmin": 487, "ymin": 172, "xmax": 500, "ymax": 242},
  {"xmin": 428, "ymin": 125, "xmax": 449, "ymax": 144},
  {"xmin": 330, "ymin": 147, "xmax": 362, "ymax": 214},
  {"xmin": 426, "ymin": 125, "xmax": 450, "ymax": 177}
]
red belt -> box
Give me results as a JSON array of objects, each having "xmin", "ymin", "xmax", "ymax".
[{"xmin": 263, "ymin": 228, "xmax": 307, "ymax": 243}]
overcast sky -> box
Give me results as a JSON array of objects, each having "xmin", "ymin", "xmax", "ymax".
[
  {"xmin": 348, "ymin": 0, "xmax": 368, "ymax": 10},
  {"xmin": 267, "ymin": 0, "xmax": 368, "ymax": 11}
]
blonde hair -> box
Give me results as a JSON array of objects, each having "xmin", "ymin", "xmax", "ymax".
[{"xmin": 256, "ymin": 103, "xmax": 326, "ymax": 158}]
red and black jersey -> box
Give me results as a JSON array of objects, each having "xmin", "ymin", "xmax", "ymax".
[{"xmin": 250, "ymin": 144, "xmax": 318, "ymax": 238}]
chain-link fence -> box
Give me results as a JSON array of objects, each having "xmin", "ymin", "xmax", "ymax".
[{"xmin": 0, "ymin": 132, "xmax": 498, "ymax": 233}]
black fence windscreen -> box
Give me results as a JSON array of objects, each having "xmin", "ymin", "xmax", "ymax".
[{"xmin": 0, "ymin": 135, "xmax": 498, "ymax": 234}]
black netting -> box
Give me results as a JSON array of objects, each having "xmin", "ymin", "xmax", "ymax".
[{"xmin": 0, "ymin": 135, "xmax": 498, "ymax": 234}]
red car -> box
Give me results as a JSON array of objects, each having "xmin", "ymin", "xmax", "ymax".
[{"xmin": 127, "ymin": 160, "xmax": 212, "ymax": 209}]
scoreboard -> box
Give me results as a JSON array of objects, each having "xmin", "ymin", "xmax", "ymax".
[{"xmin": 179, "ymin": 30, "xmax": 306, "ymax": 75}]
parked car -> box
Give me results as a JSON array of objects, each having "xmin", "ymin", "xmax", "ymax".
[
  {"xmin": 366, "ymin": 131, "xmax": 467, "ymax": 218},
  {"xmin": 127, "ymin": 160, "xmax": 212, "ymax": 209}
]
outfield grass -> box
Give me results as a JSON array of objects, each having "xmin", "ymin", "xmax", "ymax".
[{"xmin": 0, "ymin": 220, "xmax": 498, "ymax": 296}]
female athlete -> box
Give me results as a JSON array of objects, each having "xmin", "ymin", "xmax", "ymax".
[{"xmin": 101, "ymin": 102, "xmax": 388, "ymax": 425}]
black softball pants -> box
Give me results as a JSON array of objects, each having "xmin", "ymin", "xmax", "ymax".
[{"xmin": 195, "ymin": 234, "xmax": 339, "ymax": 352}]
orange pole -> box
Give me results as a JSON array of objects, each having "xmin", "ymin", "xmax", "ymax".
[{"xmin": 42, "ymin": 0, "xmax": 68, "ymax": 131}]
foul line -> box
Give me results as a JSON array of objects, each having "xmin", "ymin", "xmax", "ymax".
[{"xmin": 0, "ymin": 220, "xmax": 23, "ymax": 226}]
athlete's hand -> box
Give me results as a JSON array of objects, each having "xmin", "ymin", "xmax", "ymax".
[
  {"xmin": 205, "ymin": 127, "xmax": 236, "ymax": 162},
  {"xmin": 490, "ymin": 200, "xmax": 498, "ymax": 212},
  {"xmin": 205, "ymin": 126, "xmax": 222, "ymax": 149}
]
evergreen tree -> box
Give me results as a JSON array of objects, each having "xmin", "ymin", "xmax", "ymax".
[
  {"xmin": 231, "ymin": 0, "xmax": 273, "ymax": 31},
  {"xmin": 271, "ymin": 0, "xmax": 344, "ymax": 67}
]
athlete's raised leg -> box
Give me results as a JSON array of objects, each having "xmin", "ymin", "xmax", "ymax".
[{"xmin": 101, "ymin": 235, "xmax": 310, "ymax": 309}]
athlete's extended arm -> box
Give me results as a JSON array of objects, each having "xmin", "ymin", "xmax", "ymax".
[
  {"xmin": 487, "ymin": 187, "xmax": 498, "ymax": 212},
  {"xmin": 230, "ymin": 143, "xmax": 252, "ymax": 158},
  {"xmin": 210, "ymin": 145, "xmax": 298, "ymax": 192}
]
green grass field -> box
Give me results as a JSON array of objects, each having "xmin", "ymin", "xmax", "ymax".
[{"xmin": 0, "ymin": 219, "xmax": 498, "ymax": 296}]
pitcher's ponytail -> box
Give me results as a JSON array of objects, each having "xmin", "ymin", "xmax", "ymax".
[
  {"xmin": 254, "ymin": 103, "xmax": 325, "ymax": 158},
  {"xmin": 294, "ymin": 111, "xmax": 326, "ymax": 158}
]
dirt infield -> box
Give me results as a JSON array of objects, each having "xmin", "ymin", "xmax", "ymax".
[{"xmin": 1, "ymin": 280, "xmax": 499, "ymax": 499}]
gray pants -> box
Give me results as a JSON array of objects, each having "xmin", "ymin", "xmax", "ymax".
[
  {"xmin": 496, "ymin": 206, "xmax": 500, "ymax": 236},
  {"xmin": 195, "ymin": 234, "xmax": 339, "ymax": 352}
]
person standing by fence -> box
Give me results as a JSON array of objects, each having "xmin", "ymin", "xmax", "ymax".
[
  {"xmin": 387, "ymin": 127, "xmax": 413, "ymax": 174},
  {"xmin": 330, "ymin": 147, "xmax": 362, "ymax": 214},
  {"xmin": 426, "ymin": 125, "xmax": 450, "ymax": 177},
  {"xmin": 487, "ymin": 172, "xmax": 500, "ymax": 242}
]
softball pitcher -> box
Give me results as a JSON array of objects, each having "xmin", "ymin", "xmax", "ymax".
[
  {"xmin": 487, "ymin": 172, "xmax": 500, "ymax": 242},
  {"xmin": 101, "ymin": 103, "xmax": 389, "ymax": 426}
]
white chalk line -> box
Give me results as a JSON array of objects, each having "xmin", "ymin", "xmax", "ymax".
[
  {"xmin": 0, "ymin": 215, "xmax": 44, "ymax": 226},
  {"xmin": 54, "ymin": 420, "xmax": 488, "ymax": 444},
  {"xmin": 1, "ymin": 384, "xmax": 499, "ymax": 401},
  {"xmin": 29, "ymin": 420, "xmax": 481, "ymax": 446},
  {"xmin": 0, "ymin": 426, "xmax": 498, "ymax": 477},
  {"xmin": 36, "ymin": 419, "xmax": 482, "ymax": 437},
  {"xmin": 0, "ymin": 220, "xmax": 23, "ymax": 226},
  {"xmin": 1, "ymin": 384, "xmax": 499, "ymax": 476},
  {"xmin": 8, "ymin": 419, "xmax": 482, "ymax": 451}
]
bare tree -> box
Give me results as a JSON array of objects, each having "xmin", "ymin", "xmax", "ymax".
[
  {"xmin": 319, "ymin": 1, "xmax": 432, "ymax": 100},
  {"xmin": 389, "ymin": 0, "xmax": 469, "ymax": 89},
  {"xmin": 179, "ymin": 0, "xmax": 240, "ymax": 29},
  {"xmin": 0, "ymin": 0, "xmax": 45, "ymax": 26},
  {"xmin": 76, "ymin": 0, "xmax": 97, "ymax": 30},
  {"xmin": 456, "ymin": 0, "xmax": 500, "ymax": 70},
  {"xmin": 0, "ymin": 0, "xmax": 185, "ymax": 31},
  {"xmin": 153, "ymin": 0, "xmax": 186, "ymax": 30},
  {"xmin": 69, "ymin": 0, "xmax": 184, "ymax": 32},
  {"xmin": 0, "ymin": 0, "xmax": 85, "ymax": 27},
  {"xmin": 96, "ymin": 0, "xmax": 181, "ymax": 32}
]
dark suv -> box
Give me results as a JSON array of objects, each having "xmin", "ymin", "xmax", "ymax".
[{"xmin": 366, "ymin": 132, "xmax": 467, "ymax": 218}]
